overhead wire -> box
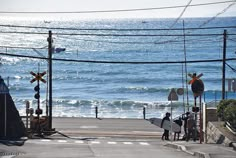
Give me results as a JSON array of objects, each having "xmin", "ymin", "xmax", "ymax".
[
  {"xmin": 0, "ymin": 52, "xmax": 236, "ymax": 64},
  {"xmin": 55, "ymin": 34, "xmax": 222, "ymax": 46},
  {"xmin": 0, "ymin": 45, "xmax": 47, "ymax": 49},
  {"xmin": 0, "ymin": 24, "xmax": 235, "ymax": 31},
  {"xmin": 168, "ymin": 0, "xmax": 193, "ymax": 31},
  {"xmin": 0, "ymin": 1, "xmax": 234, "ymax": 14},
  {"xmin": 226, "ymin": 62, "xmax": 236, "ymax": 72},
  {"xmin": 0, "ymin": 31, "xmax": 228, "ymax": 36},
  {"xmin": 153, "ymin": 2, "xmax": 236, "ymax": 45}
]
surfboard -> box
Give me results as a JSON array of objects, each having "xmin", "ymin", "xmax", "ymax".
[{"xmin": 149, "ymin": 118, "xmax": 181, "ymax": 132}]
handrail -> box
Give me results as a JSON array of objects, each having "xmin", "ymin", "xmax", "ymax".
[{"xmin": 226, "ymin": 121, "xmax": 236, "ymax": 135}]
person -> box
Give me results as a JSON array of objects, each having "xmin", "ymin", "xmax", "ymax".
[
  {"xmin": 161, "ymin": 112, "xmax": 170, "ymax": 140},
  {"xmin": 174, "ymin": 117, "xmax": 182, "ymax": 141},
  {"xmin": 186, "ymin": 114, "xmax": 196, "ymax": 141},
  {"xmin": 182, "ymin": 112, "xmax": 190, "ymax": 140}
]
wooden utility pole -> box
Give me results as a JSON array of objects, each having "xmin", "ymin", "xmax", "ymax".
[
  {"xmin": 222, "ymin": 30, "xmax": 227, "ymax": 100},
  {"xmin": 48, "ymin": 30, "xmax": 53, "ymax": 129}
]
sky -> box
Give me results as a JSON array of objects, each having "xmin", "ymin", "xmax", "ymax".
[{"xmin": 1, "ymin": 0, "xmax": 236, "ymax": 19}]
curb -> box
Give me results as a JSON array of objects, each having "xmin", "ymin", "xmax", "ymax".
[
  {"xmin": 232, "ymin": 143, "xmax": 236, "ymax": 151},
  {"xmin": 165, "ymin": 143, "xmax": 210, "ymax": 158}
]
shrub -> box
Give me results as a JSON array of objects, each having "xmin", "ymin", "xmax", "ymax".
[
  {"xmin": 217, "ymin": 99, "xmax": 236, "ymax": 127},
  {"xmin": 224, "ymin": 104, "xmax": 236, "ymax": 128}
]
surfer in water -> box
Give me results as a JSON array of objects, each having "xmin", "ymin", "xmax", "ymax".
[{"xmin": 161, "ymin": 112, "xmax": 170, "ymax": 140}]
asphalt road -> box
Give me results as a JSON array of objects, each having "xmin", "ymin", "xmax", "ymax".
[
  {"xmin": 51, "ymin": 117, "xmax": 163, "ymax": 138},
  {"xmin": 0, "ymin": 137, "xmax": 195, "ymax": 158},
  {"xmin": 1, "ymin": 118, "xmax": 235, "ymax": 158}
]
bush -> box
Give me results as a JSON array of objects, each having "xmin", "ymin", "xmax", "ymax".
[
  {"xmin": 217, "ymin": 99, "xmax": 236, "ymax": 127},
  {"xmin": 224, "ymin": 104, "xmax": 236, "ymax": 128}
]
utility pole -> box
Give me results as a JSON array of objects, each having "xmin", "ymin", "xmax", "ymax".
[
  {"xmin": 48, "ymin": 30, "xmax": 53, "ymax": 129},
  {"xmin": 183, "ymin": 20, "xmax": 189, "ymax": 112},
  {"xmin": 222, "ymin": 30, "xmax": 227, "ymax": 100}
]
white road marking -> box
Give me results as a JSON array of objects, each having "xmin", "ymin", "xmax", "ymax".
[
  {"xmin": 139, "ymin": 142, "xmax": 149, "ymax": 146},
  {"xmin": 123, "ymin": 142, "xmax": 133, "ymax": 145},
  {"xmin": 80, "ymin": 126, "xmax": 98, "ymax": 129},
  {"xmin": 37, "ymin": 139, "xmax": 151, "ymax": 146},
  {"xmin": 75, "ymin": 140, "xmax": 84, "ymax": 144},
  {"xmin": 58, "ymin": 140, "xmax": 67, "ymax": 143},
  {"xmin": 91, "ymin": 141, "xmax": 100, "ymax": 144},
  {"xmin": 41, "ymin": 139, "xmax": 51, "ymax": 142}
]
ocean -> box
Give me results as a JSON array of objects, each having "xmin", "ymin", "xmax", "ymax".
[{"xmin": 0, "ymin": 17, "xmax": 236, "ymax": 119}]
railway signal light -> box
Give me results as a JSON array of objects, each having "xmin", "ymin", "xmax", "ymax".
[
  {"xmin": 192, "ymin": 107, "xmax": 199, "ymax": 113},
  {"xmin": 34, "ymin": 85, "xmax": 40, "ymax": 99}
]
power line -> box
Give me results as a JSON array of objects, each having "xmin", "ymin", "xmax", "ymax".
[
  {"xmin": 229, "ymin": 38, "xmax": 236, "ymax": 42},
  {"xmin": 226, "ymin": 62, "xmax": 236, "ymax": 72},
  {"xmin": 0, "ymin": 31, "xmax": 228, "ymax": 36},
  {"xmin": 56, "ymin": 34, "xmax": 222, "ymax": 45},
  {"xmin": 1, "ymin": 52, "xmax": 236, "ymax": 64},
  {"xmin": 0, "ymin": 1, "xmax": 234, "ymax": 14},
  {"xmin": 168, "ymin": 0, "xmax": 193, "ymax": 30},
  {"xmin": 197, "ymin": 2, "xmax": 236, "ymax": 28},
  {"xmin": 154, "ymin": 2, "xmax": 236, "ymax": 45},
  {"xmin": 0, "ymin": 24, "xmax": 235, "ymax": 31},
  {"xmin": 0, "ymin": 45, "xmax": 47, "ymax": 49}
]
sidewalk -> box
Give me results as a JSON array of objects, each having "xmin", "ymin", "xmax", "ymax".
[{"xmin": 165, "ymin": 141, "xmax": 236, "ymax": 158}]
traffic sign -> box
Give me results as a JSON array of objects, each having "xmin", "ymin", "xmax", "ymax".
[{"xmin": 168, "ymin": 88, "xmax": 178, "ymax": 101}]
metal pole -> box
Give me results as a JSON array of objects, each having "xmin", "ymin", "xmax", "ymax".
[
  {"xmin": 95, "ymin": 106, "xmax": 98, "ymax": 118},
  {"xmin": 205, "ymin": 102, "xmax": 208, "ymax": 143},
  {"xmin": 183, "ymin": 20, "xmax": 189, "ymax": 111},
  {"xmin": 4, "ymin": 94, "xmax": 7, "ymax": 137},
  {"xmin": 200, "ymin": 95, "xmax": 202, "ymax": 144},
  {"xmin": 170, "ymin": 95, "xmax": 173, "ymax": 142},
  {"xmin": 222, "ymin": 30, "xmax": 227, "ymax": 100},
  {"xmin": 37, "ymin": 80, "xmax": 40, "ymax": 134},
  {"xmin": 194, "ymin": 96, "xmax": 197, "ymax": 141},
  {"xmin": 143, "ymin": 107, "xmax": 146, "ymax": 120},
  {"xmin": 48, "ymin": 30, "xmax": 53, "ymax": 129}
]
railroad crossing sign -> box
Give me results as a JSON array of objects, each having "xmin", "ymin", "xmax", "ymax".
[
  {"xmin": 30, "ymin": 71, "xmax": 47, "ymax": 83},
  {"xmin": 188, "ymin": 73, "xmax": 204, "ymax": 97}
]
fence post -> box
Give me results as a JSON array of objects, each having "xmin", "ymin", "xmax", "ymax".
[
  {"xmin": 143, "ymin": 107, "xmax": 146, "ymax": 120},
  {"xmin": 26, "ymin": 101, "xmax": 30, "ymax": 129},
  {"xmin": 95, "ymin": 106, "xmax": 98, "ymax": 118}
]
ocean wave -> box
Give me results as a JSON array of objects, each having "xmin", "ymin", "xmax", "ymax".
[
  {"xmin": 117, "ymin": 86, "xmax": 169, "ymax": 93},
  {"xmin": 0, "ymin": 56, "xmax": 21, "ymax": 64},
  {"xmin": 14, "ymin": 98, "xmax": 189, "ymax": 118},
  {"xmin": 14, "ymin": 98, "xmax": 186, "ymax": 109}
]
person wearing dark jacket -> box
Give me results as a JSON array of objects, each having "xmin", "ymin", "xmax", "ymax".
[
  {"xmin": 161, "ymin": 112, "xmax": 170, "ymax": 140},
  {"xmin": 182, "ymin": 112, "xmax": 190, "ymax": 139}
]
